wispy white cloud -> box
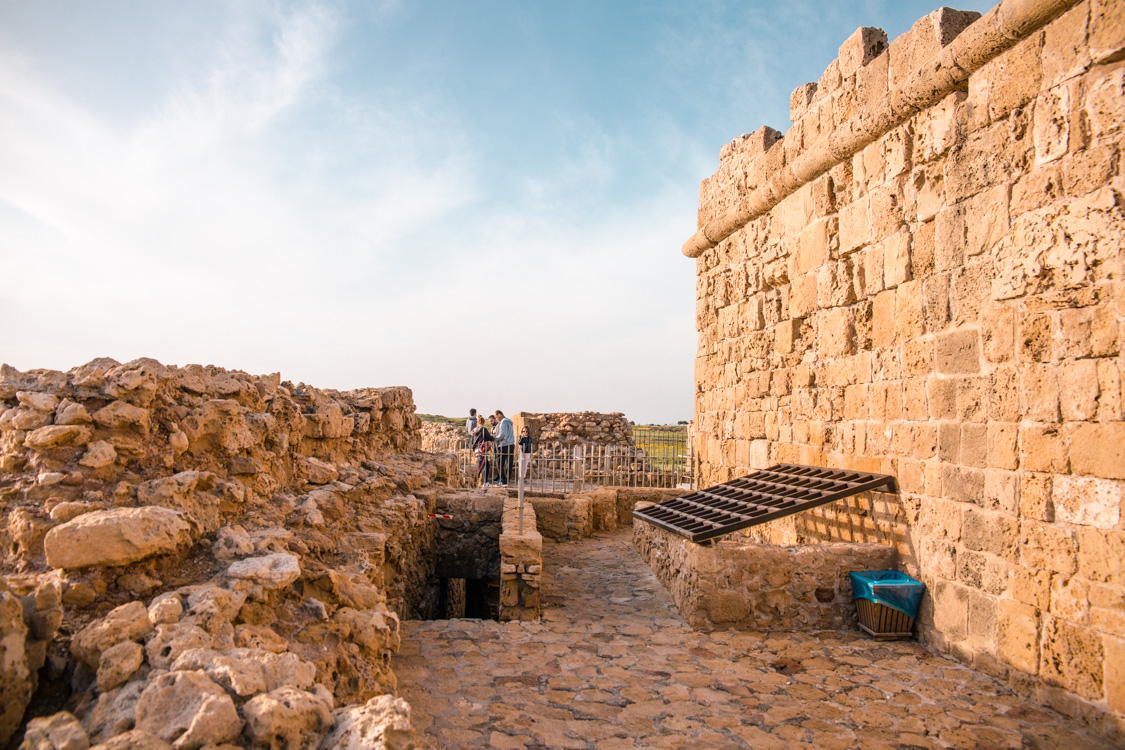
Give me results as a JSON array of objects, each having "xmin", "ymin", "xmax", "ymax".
[{"xmin": 0, "ymin": 1, "xmax": 701, "ymax": 423}]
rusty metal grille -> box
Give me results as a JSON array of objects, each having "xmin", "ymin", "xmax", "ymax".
[{"xmin": 632, "ymin": 463, "xmax": 897, "ymax": 543}]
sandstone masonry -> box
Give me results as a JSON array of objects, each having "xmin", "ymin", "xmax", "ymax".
[{"xmin": 686, "ymin": 0, "xmax": 1125, "ymax": 737}]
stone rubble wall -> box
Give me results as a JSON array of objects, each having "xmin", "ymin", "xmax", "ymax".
[
  {"xmin": 419, "ymin": 421, "xmax": 465, "ymax": 453},
  {"xmin": 499, "ymin": 498, "xmax": 542, "ymax": 621},
  {"xmin": 632, "ymin": 505, "xmax": 898, "ymax": 630},
  {"xmin": 0, "ymin": 357, "xmax": 458, "ymax": 748},
  {"xmin": 513, "ymin": 412, "xmax": 635, "ymax": 448},
  {"xmin": 687, "ymin": 0, "xmax": 1125, "ymax": 735}
]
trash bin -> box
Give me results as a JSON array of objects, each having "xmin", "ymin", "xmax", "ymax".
[{"xmin": 849, "ymin": 570, "xmax": 926, "ymax": 639}]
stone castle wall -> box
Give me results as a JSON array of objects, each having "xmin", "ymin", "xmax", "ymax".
[{"xmin": 686, "ymin": 0, "xmax": 1124, "ymax": 735}]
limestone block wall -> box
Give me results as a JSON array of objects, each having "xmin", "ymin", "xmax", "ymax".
[
  {"xmin": 632, "ymin": 509, "xmax": 898, "ymax": 631},
  {"xmin": 499, "ymin": 498, "xmax": 542, "ymax": 621},
  {"xmin": 686, "ymin": 0, "xmax": 1125, "ymax": 734}
]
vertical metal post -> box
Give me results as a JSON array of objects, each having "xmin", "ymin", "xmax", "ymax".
[{"xmin": 518, "ymin": 444, "xmax": 525, "ymax": 535}]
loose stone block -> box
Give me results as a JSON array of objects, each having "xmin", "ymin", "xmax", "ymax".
[{"xmin": 44, "ymin": 507, "xmax": 192, "ymax": 570}]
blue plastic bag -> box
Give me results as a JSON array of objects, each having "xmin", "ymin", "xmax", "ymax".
[{"xmin": 849, "ymin": 570, "xmax": 926, "ymax": 618}]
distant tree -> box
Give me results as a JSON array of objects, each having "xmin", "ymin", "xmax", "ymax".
[
  {"xmin": 677, "ymin": 420, "xmax": 689, "ymax": 425},
  {"xmin": 629, "ymin": 420, "xmax": 635, "ymax": 425}
]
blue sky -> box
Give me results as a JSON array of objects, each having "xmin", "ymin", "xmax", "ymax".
[{"xmin": 0, "ymin": 0, "xmax": 995, "ymax": 424}]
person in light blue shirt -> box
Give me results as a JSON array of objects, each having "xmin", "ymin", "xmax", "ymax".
[{"xmin": 492, "ymin": 410, "xmax": 514, "ymax": 486}]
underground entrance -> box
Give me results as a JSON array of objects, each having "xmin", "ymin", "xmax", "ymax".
[
  {"xmin": 402, "ymin": 490, "xmax": 543, "ymax": 623},
  {"xmin": 416, "ymin": 492, "xmax": 504, "ymax": 621}
]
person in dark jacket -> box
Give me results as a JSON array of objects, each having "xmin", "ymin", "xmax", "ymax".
[
  {"xmin": 518, "ymin": 427, "xmax": 532, "ymax": 480},
  {"xmin": 470, "ymin": 421, "xmax": 493, "ymax": 487}
]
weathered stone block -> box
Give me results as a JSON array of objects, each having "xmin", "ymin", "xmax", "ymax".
[
  {"xmin": 943, "ymin": 464, "xmax": 984, "ymax": 505},
  {"xmin": 1020, "ymin": 365, "xmax": 1060, "ymax": 423},
  {"xmin": 894, "ymin": 280, "xmax": 924, "ymax": 342},
  {"xmin": 935, "ymin": 329, "xmax": 980, "ymax": 375},
  {"xmin": 1068, "ymin": 423, "xmax": 1125, "ymax": 480},
  {"xmin": 818, "ymin": 307, "xmax": 856, "ymax": 358},
  {"xmin": 790, "ymin": 82, "xmax": 818, "ymax": 122},
  {"xmin": 1019, "ymin": 425, "xmax": 1069, "ymax": 474},
  {"xmin": 934, "ymin": 205, "xmax": 965, "ymax": 272},
  {"xmin": 1042, "ymin": 3, "xmax": 1090, "ymax": 87},
  {"xmin": 790, "ymin": 220, "xmax": 829, "ymax": 278},
  {"xmin": 1040, "ymin": 617, "xmax": 1105, "ymax": 701},
  {"xmin": 1084, "ymin": 65, "xmax": 1125, "ymax": 140},
  {"xmin": 998, "ymin": 598, "xmax": 1040, "ymax": 675},
  {"xmin": 1075, "ymin": 528, "xmax": 1125, "ymax": 587},
  {"xmin": 966, "ymin": 588, "xmax": 998, "ymax": 652},
  {"xmin": 1090, "ymin": 0, "xmax": 1125, "ymax": 64},
  {"xmin": 1034, "ymin": 84, "xmax": 1072, "ymax": 166},
  {"xmin": 1017, "ymin": 315, "xmax": 1052, "ymax": 366},
  {"xmin": 44, "ymin": 507, "xmax": 192, "ymax": 570},
  {"xmin": 838, "ymin": 26, "xmax": 887, "ymax": 78},
  {"xmin": 1010, "ymin": 565, "xmax": 1052, "ymax": 610},
  {"xmin": 839, "ymin": 195, "xmax": 871, "ymax": 255},
  {"xmin": 1053, "ymin": 475, "xmax": 1122, "ymax": 529},
  {"xmin": 986, "ymin": 424, "xmax": 1019, "ymax": 471},
  {"xmin": 1019, "ymin": 520, "xmax": 1077, "ymax": 576},
  {"xmin": 962, "ymin": 508, "xmax": 1017, "ymax": 560},
  {"xmin": 933, "ymin": 580, "xmax": 969, "ymax": 640},
  {"xmin": 983, "ymin": 469, "xmax": 1019, "ymax": 513},
  {"xmin": 963, "ymin": 184, "xmax": 1010, "ymax": 257},
  {"xmin": 959, "ymin": 424, "xmax": 987, "ymax": 468},
  {"xmin": 871, "ymin": 289, "xmax": 896, "ymax": 349},
  {"xmin": 882, "ymin": 230, "xmax": 912, "ymax": 289}
]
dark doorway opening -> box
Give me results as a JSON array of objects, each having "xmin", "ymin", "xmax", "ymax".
[{"xmin": 429, "ymin": 577, "xmax": 499, "ymax": 621}]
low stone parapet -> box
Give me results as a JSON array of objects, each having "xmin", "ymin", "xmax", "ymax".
[
  {"xmin": 499, "ymin": 498, "xmax": 542, "ymax": 621},
  {"xmin": 633, "ymin": 503, "xmax": 897, "ymax": 631},
  {"xmin": 530, "ymin": 488, "xmax": 690, "ymax": 540}
]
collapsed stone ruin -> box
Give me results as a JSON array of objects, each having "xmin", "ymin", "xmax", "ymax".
[
  {"xmin": 510, "ymin": 413, "xmax": 635, "ymax": 448},
  {"xmin": 683, "ymin": 0, "xmax": 1125, "ymax": 738},
  {"xmin": 0, "ymin": 356, "xmax": 547, "ymax": 749}
]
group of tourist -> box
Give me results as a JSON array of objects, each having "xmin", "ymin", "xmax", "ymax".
[{"xmin": 466, "ymin": 408, "xmax": 532, "ymax": 488}]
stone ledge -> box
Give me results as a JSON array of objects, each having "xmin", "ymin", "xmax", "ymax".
[{"xmin": 633, "ymin": 508, "xmax": 898, "ymax": 631}]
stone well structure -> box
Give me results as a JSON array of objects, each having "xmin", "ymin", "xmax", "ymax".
[{"xmin": 683, "ymin": 0, "xmax": 1124, "ymax": 735}]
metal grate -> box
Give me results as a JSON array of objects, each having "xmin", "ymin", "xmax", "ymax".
[{"xmin": 632, "ymin": 463, "xmax": 897, "ymax": 543}]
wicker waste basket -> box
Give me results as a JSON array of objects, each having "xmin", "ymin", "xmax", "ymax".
[{"xmin": 849, "ymin": 570, "xmax": 925, "ymax": 640}]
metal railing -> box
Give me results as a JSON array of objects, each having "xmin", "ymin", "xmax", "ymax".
[{"xmin": 424, "ymin": 434, "xmax": 696, "ymax": 492}]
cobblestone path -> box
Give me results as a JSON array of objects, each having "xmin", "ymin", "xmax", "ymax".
[{"xmin": 393, "ymin": 530, "xmax": 1106, "ymax": 749}]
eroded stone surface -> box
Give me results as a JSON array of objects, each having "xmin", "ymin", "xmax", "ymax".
[
  {"xmin": 71, "ymin": 601, "xmax": 153, "ymax": 670},
  {"xmin": 133, "ymin": 670, "xmax": 242, "ymax": 749},
  {"xmin": 44, "ymin": 508, "xmax": 192, "ymax": 570}
]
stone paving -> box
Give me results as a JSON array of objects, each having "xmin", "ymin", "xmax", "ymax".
[{"xmin": 393, "ymin": 530, "xmax": 1108, "ymax": 749}]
